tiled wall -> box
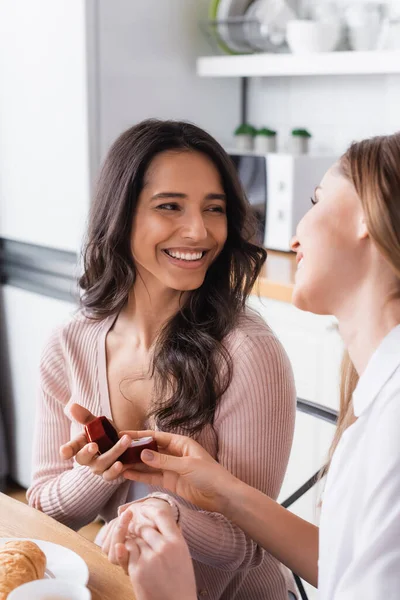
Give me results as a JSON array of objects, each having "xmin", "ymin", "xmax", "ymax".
[{"xmin": 249, "ymin": 73, "xmax": 400, "ymax": 155}]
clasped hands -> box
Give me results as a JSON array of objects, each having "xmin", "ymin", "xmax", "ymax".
[{"xmin": 59, "ymin": 403, "xmax": 197, "ymax": 599}]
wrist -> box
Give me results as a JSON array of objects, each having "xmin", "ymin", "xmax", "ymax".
[{"xmin": 146, "ymin": 492, "xmax": 180, "ymax": 524}]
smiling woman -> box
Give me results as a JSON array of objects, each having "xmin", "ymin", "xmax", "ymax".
[
  {"xmin": 131, "ymin": 151, "xmax": 228, "ymax": 296},
  {"xmin": 27, "ymin": 119, "xmax": 297, "ymax": 600}
]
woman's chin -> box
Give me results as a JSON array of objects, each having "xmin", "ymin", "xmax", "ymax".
[
  {"xmin": 292, "ymin": 283, "xmax": 331, "ymax": 316},
  {"xmin": 167, "ymin": 276, "xmax": 205, "ymax": 293}
]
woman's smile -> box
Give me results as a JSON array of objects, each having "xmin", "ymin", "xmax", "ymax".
[
  {"xmin": 132, "ymin": 150, "xmax": 228, "ymax": 292},
  {"xmin": 161, "ymin": 247, "xmax": 210, "ymax": 269}
]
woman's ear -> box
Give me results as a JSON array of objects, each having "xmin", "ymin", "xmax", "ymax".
[{"xmin": 358, "ymin": 216, "xmax": 369, "ymax": 240}]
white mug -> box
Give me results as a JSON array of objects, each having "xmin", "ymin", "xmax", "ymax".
[
  {"xmin": 8, "ymin": 579, "xmax": 91, "ymax": 600},
  {"xmin": 286, "ymin": 19, "xmax": 341, "ymax": 54}
]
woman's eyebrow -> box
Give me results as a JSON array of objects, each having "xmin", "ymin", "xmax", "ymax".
[
  {"xmin": 151, "ymin": 192, "xmax": 187, "ymax": 201},
  {"xmin": 205, "ymin": 193, "xmax": 226, "ymax": 201},
  {"xmin": 150, "ymin": 192, "xmax": 227, "ymax": 201}
]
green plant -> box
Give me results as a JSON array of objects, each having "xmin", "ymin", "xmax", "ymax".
[
  {"xmin": 234, "ymin": 123, "xmax": 257, "ymax": 136},
  {"xmin": 291, "ymin": 128, "xmax": 312, "ymax": 138},
  {"xmin": 257, "ymin": 127, "xmax": 277, "ymax": 137}
]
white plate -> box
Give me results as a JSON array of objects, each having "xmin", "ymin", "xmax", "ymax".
[
  {"xmin": 0, "ymin": 538, "xmax": 89, "ymax": 584},
  {"xmin": 217, "ymin": 0, "xmax": 254, "ymax": 52}
]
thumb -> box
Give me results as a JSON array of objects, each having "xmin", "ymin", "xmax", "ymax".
[
  {"xmin": 141, "ymin": 450, "xmax": 189, "ymax": 474},
  {"xmin": 69, "ymin": 403, "xmax": 97, "ymax": 425}
]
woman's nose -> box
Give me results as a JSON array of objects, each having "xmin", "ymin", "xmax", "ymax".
[
  {"xmin": 290, "ymin": 235, "xmax": 300, "ymax": 252},
  {"xmin": 181, "ymin": 213, "xmax": 207, "ymax": 241}
]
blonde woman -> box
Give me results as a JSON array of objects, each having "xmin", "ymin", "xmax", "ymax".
[{"xmin": 111, "ymin": 132, "xmax": 400, "ymax": 600}]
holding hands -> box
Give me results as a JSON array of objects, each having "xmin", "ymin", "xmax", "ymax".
[
  {"xmin": 59, "ymin": 403, "xmax": 243, "ymax": 598},
  {"xmin": 60, "ymin": 403, "xmax": 236, "ymax": 516},
  {"xmin": 100, "ymin": 499, "xmax": 197, "ymax": 600},
  {"xmin": 80, "ymin": 494, "xmax": 197, "ymax": 600},
  {"xmin": 121, "ymin": 429, "xmax": 238, "ymax": 515}
]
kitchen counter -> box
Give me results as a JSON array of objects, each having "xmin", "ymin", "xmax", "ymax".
[{"xmin": 253, "ymin": 250, "xmax": 296, "ymax": 303}]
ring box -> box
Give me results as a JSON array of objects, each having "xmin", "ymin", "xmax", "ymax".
[{"xmin": 85, "ymin": 416, "xmax": 158, "ymax": 464}]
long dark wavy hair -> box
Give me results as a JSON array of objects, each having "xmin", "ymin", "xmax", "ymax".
[{"xmin": 80, "ymin": 119, "xmax": 267, "ymax": 436}]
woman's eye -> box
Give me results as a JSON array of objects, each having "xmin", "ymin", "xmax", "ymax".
[
  {"xmin": 157, "ymin": 203, "xmax": 179, "ymax": 211},
  {"xmin": 310, "ymin": 196, "xmax": 317, "ymax": 206},
  {"xmin": 207, "ymin": 206, "xmax": 226, "ymax": 214}
]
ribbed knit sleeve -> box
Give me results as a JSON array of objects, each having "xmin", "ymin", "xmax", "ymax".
[
  {"xmin": 147, "ymin": 330, "xmax": 296, "ymax": 574},
  {"xmin": 26, "ymin": 325, "xmax": 122, "ymax": 531}
]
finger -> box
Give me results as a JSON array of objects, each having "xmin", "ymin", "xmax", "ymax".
[
  {"xmin": 140, "ymin": 449, "xmax": 193, "ymax": 475},
  {"xmin": 102, "ymin": 460, "xmax": 125, "ymax": 482},
  {"xmin": 60, "ymin": 433, "xmax": 92, "ymax": 460},
  {"xmin": 101, "ymin": 521, "xmax": 116, "ymax": 555},
  {"xmin": 136, "ymin": 504, "xmax": 180, "ymax": 539},
  {"xmin": 124, "ymin": 538, "xmax": 141, "ymax": 566},
  {"xmin": 74, "ymin": 442, "xmax": 101, "ymax": 467},
  {"xmin": 109, "ymin": 510, "xmax": 133, "ymax": 564},
  {"xmin": 127, "ymin": 511, "xmax": 155, "ymax": 537},
  {"xmin": 91, "ymin": 435, "xmax": 132, "ymax": 472},
  {"xmin": 69, "ymin": 403, "xmax": 98, "ymax": 425},
  {"xmin": 126, "ymin": 536, "xmax": 152, "ymax": 565},
  {"xmin": 115, "ymin": 542, "xmax": 129, "ymax": 574},
  {"xmin": 121, "ymin": 431, "xmax": 209, "ymax": 461},
  {"xmin": 135, "ymin": 525, "xmax": 165, "ymax": 551}
]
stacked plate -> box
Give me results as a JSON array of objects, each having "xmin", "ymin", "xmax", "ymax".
[{"xmin": 209, "ymin": 0, "xmax": 297, "ymax": 54}]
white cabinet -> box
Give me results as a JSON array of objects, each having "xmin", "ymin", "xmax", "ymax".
[
  {"xmin": 248, "ymin": 295, "xmax": 344, "ymax": 409},
  {"xmin": 0, "ymin": 0, "xmax": 238, "ymax": 253},
  {"xmin": 0, "ymin": 285, "xmax": 76, "ymax": 488},
  {"xmin": 247, "ymin": 295, "xmax": 341, "ymax": 512},
  {"xmin": 0, "ymin": 0, "xmax": 92, "ymax": 253}
]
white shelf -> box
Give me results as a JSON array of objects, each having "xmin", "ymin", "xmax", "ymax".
[{"xmin": 197, "ymin": 50, "xmax": 400, "ymax": 78}]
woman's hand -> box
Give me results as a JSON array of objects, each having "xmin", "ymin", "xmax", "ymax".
[
  {"xmin": 105, "ymin": 498, "xmax": 173, "ymax": 565},
  {"xmin": 115, "ymin": 507, "xmax": 197, "ymax": 600},
  {"xmin": 121, "ymin": 430, "xmax": 238, "ymax": 514},
  {"xmin": 59, "ymin": 403, "xmax": 132, "ymax": 479}
]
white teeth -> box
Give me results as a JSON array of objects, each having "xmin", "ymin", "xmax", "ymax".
[{"xmin": 166, "ymin": 250, "xmax": 203, "ymax": 261}]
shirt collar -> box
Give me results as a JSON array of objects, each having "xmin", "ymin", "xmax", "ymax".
[{"xmin": 353, "ymin": 324, "xmax": 400, "ymax": 417}]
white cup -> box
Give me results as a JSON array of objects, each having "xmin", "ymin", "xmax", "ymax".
[
  {"xmin": 286, "ymin": 19, "xmax": 341, "ymax": 54},
  {"xmin": 8, "ymin": 579, "xmax": 91, "ymax": 600},
  {"xmin": 344, "ymin": 4, "xmax": 381, "ymax": 51}
]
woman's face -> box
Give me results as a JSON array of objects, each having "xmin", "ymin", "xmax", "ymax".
[
  {"xmin": 131, "ymin": 150, "xmax": 228, "ymax": 294},
  {"xmin": 291, "ymin": 164, "xmax": 368, "ymax": 315}
]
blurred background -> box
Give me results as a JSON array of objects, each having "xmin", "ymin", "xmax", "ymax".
[{"xmin": 0, "ymin": 1, "xmax": 399, "ymax": 594}]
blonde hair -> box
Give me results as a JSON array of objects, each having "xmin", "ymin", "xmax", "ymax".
[{"xmin": 326, "ymin": 132, "xmax": 400, "ymax": 469}]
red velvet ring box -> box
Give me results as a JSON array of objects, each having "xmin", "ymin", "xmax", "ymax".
[{"xmin": 85, "ymin": 416, "xmax": 158, "ymax": 464}]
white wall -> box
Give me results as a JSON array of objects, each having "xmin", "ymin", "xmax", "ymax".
[
  {"xmin": 96, "ymin": 0, "xmax": 240, "ymax": 158},
  {"xmin": 248, "ymin": 73, "xmax": 400, "ymax": 156},
  {"xmin": 249, "ymin": 0, "xmax": 400, "ymax": 155},
  {"xmin": 0, "ymin": 0, "xmax": 92, "ymax": 252}
]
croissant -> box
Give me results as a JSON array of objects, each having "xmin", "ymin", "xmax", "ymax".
[{"xmin": 0, "ymin": 540, "xmax": 46, "ymax": 599}]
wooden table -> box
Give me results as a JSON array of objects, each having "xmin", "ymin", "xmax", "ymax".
[{"xmin": 0, "ymin": 494, "xmax": 135, "ymax": 600}]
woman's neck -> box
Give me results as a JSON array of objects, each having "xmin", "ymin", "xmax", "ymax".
[
  {"xmin": 117, "ymin": 275, "xmax": 189, "ymax": 350},
  {"xmin": 336, "ymin": 278, "xmax": 400, "ymax": 376}
]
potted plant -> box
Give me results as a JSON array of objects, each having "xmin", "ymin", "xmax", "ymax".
[
  {"xmin": 234, "ymin": 123, "xmax": 256, "ymax": 151},
  {"xmin": 291, "ymin": 128, "xmax": 312, "ymax": 154},
  {"xmin": 254, "ymin": 127, "xmax": 277, "ymax": 153}
]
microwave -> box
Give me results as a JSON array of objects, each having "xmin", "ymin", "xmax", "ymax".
[{"xmin": 229, "ymin": 152, "xmax": 337, "ymax": 252}]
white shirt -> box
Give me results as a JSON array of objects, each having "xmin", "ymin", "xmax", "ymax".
[{"xmin": 318, "ymin": 325, "xmax": 400, "ymax": 600}]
